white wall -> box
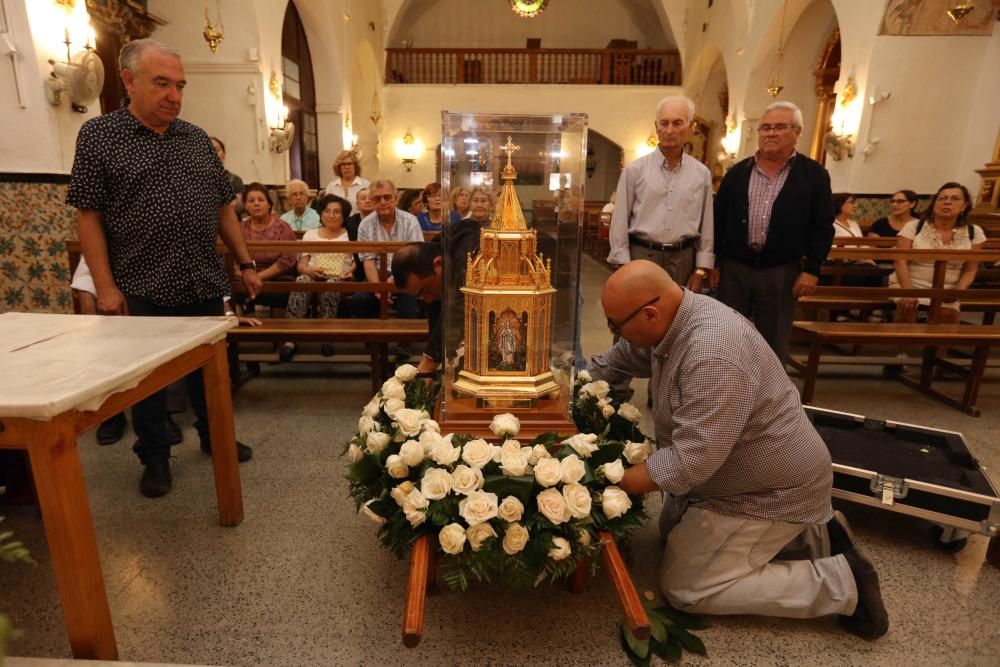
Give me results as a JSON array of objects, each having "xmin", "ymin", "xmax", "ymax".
[
  {"xmin": 390, "ymin": 0, "xmax": 674, "ymax": 49},
  {"xmin": 379, "ymin": 83, "xmax": 680, "ymax": 190}
]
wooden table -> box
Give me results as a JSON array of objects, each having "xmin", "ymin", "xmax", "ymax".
[{"xmin": 0, "ymin": 313, "xmax": 244, "ymax": 661}]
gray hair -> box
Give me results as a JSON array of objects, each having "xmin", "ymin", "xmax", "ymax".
[
  {"xmin": 656, "ymin": 95, "xmax": 696, "ymax": 123},
  {"xmin": 119, "ymin": 38, "xmax": 181, "ymax": 73},
  {"xmin": 285, "ymin": 179, "xmax": 309, "ymax": 191},
  {"xmin": 763, "ymin": 101, "xmax": 804, "ymax": 129},
  {"xmin": 370, "ymin": 179, "xmax": 397, "ymax": 194}
]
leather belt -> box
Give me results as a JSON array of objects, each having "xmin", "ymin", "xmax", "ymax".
[{"xmin": 628, "ymin": 235, "xmax": 697, "ymax": 252}]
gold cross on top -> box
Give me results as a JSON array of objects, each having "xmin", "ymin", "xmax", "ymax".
[{"xmin": 500, "ymin": 136, "xmax": 520, "ymax": 169}]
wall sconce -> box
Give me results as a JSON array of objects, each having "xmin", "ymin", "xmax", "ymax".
[
  {"xmin": 861, "ymin": 85, "xmax": 892, "ymax": 161},
  {"xmin": 45, "ymin": 1, "xmax": 103, "ymax": 113},
  {"xmin": 825, "ymin": 76, "xmax": 859, "ymax": 161},
  {"xmin": 717, "ymin": 117, "xmax": 740, "ymax": 170},
  {"xmin": 267, "ymin": 72, "xmax": 295, "ymax": 153},
  {"xmin": 397, "ymin": 130, "xmax": 422, "ymax": 171},
  {"xmin": 636, "ymin": 133, "xmax": 658, "ymax": 157}
]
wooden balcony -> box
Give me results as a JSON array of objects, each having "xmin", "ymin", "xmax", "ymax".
[{"xmin": 385, "ymin": 48, "xmax": 681, "ymax": 86}]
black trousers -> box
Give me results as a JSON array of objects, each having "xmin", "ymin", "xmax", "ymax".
[
  {"xmin": 125, "ymin": 296, "xmax": 225, "ymax": 465},
  {"xmin": 716, "ymin": 258, "xmax": 800, "ymax": 365}
]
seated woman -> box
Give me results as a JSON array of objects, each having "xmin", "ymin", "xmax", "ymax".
[
  {"xmin": 449, "ymin": 185, "xmax": 470, "ymax": 223},
  {"xmin": 868, "ymin": 189, "xmax": 920, "ymax": 238},
  {"xmin": 417, "ymin": 182, "xmax": 447, "ymax": 233},
  {"xmin": 889, "ymin": 182, "xmax": 985, "ymax": 324},
  {"xmin": 237, "ymin": 182, "xmax": 297, "ymax": 315},
  {"xmin": 283, "ymin": 195, "xmax": 356, "ymax": 359},
  {"xmin": 398, "ymin": 188, "xmax": 425, "ymax": 218},
  {"xmin": 462, "ymin": 187, "xmax": 493, "ymax": 224}
]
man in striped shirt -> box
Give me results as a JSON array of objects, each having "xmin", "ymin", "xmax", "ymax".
[{"xmin": 590, "ymin": 260, "xmax": 888, "ymax": 639}]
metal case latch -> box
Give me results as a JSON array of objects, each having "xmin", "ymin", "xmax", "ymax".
[{"xmin": 871, "ymin": 475, "xmax": 908, "ymax": 506}]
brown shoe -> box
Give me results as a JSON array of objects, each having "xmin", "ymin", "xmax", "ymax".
[{"xmin": 839, "ymin": 546, "xmax": 889, "ymax": 639}]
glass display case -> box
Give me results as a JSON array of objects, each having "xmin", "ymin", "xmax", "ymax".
[{"xmin": 437, "ymin": 111, "xmax": 586, "ymax": 433}]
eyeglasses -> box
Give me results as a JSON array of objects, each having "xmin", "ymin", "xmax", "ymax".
[
  {"xmin": 936, "ymin": 195, "xmax": 964, "ymax": 203},
  {"xmin": 889, "ymin": 199, "xmax": 909, "ymax": 204},
  {"xmin": 758, "ymin": 123, "xmax": 794, "ymax": 134},
  {"xmin": 371, "ymin": 193, "xmax": 395, "ymax": 202},
  {"xmin": 606, "ymin": 296, "xmax": 660, "ymax": 335}
]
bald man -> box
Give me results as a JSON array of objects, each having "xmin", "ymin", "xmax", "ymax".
[{"xmin": 589, "ymin": 260, "xmax": 888, "ymax": 639}]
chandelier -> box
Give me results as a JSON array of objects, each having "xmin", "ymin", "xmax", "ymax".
[{"xmin": 510, "ymin": 0, "xmax": 550, "ymax": 19}]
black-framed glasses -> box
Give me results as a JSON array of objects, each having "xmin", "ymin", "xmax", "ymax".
[
  {"xmin": 371, "ymin": 193, "xmax": 394, "ymax": 202},
  {"xmin": 758, "ymin": 123, "xmax": 793, "ymax": 133},
  {"xmin": 606, "ymin": 296, "xmax": 660, "ymax": 335}
]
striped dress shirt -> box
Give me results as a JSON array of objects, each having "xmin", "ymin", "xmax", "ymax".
[{"xmin": 747, "ymin": 151, "xmax": 795, "ymax": 250}]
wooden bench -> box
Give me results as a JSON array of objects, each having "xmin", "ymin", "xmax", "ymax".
[{"xmin": 792, "ymin": 321, "xmax": 1000, "ymax": 417}]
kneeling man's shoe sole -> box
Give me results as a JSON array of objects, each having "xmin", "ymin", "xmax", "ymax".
[
  {"xmin": 140, "ymin": 461, "xmax": 172, "ymax": 498},
  {"xmin": 200, "ymin": 440, "xmax": 253, "ymax": 463},
  {"xmin": 827, "ymin": 510, "xmax": 856, "ymax": 556},
  {"xmin": 839, "ymin": 546, "xmax": 889, "ymax": 639}
]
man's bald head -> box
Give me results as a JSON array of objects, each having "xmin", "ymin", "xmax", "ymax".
[{"xmin": 602, "ymin": 260, "xmax": 683, "ymax": 347}]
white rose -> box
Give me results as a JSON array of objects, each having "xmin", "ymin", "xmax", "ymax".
[
  {"xmin": 533, "ymin": 457, "xmax": 563, "ymax": 487},
  {"xmin": 563, "ymin": 433, "xmax": 599, "ymax": 459},
  {"xmin": 623, "ymin": 439, "xmax": 654, "ymax": 465},
  {"xmin": 365, "ymin": 431, "xmax": 390, "ymax": 455},
  {"xmin": 420, "ymin": 467, "xmax": 453, "ymax": 500},
  {"xmin": 548, "ymin": 536, "xmax": 571, "ymax": 561},
  {"xmin": 601, "ymin": 459, "xmax": 625, "ymax": 484},
  {"xmin": 403, "ymin": 489, "xmax": 428, "ymax": 527},
  {"xmin": 497, "ymin": 496, "xmax": 525, "ymax": 523},
  {"xmin": 394, "ymin": 363, "xmax": 419, "ymax": 382},
  {"xmin": 430, "ymin": 441, "xmax": 461, "ymax": 467},
  {"xmin": 502, "ymin": 522, "xmax": 529, "ymax": 555},
  {"xmin": 458, "ymin": 490, "xmax": 499, "ymax": 526},
  {"xmin": 577, "ymin": 528, "xmax": 593, "ymax": 546},
  {"xmin": 346, "ymin": 443, "xmax": 364, "ymax": 463},
  {"xmin": 421, "ymin": 419, "xmax": 441, "ymax": 434},
  {"xmin": 528, "ymin": 444, "xmax": 551, "ymax": 465},
  {"xmin": 394, "ymin": 408, "xmax": 426, "ymax": 438},
  {"xmin": 398, "ymin": 440, "xmax": 424, "ymax": 467},
  {"xmin": 618, "ymin": 402, "xmax": 642, "ymax": 423},
  {"xmin": 601, "ymin": 403, "xmax": 615, "ymax": 419},
  {"xmin": 489, "ymin": 413, "xmax": 521, "ymax": 438},
  {"xmin": 451, "ymin": 465, "xmax": 485, "ymax": 495},
  {"xmin": 499, "ymin": 440, "xmax": 529, "ymax": 476},
  {"xmin": 577, "ymin": 369, "xmax": 593, "ymax": 382},
  {"xmin": 560, "ymin": 454, "xmax": 586, "ymax": 484},
  {"xmin": 419, "ymin": 429, "xmax": 444, "ymax": 456},
  {"xmin": 466, "ymin": 522, "xmax": 497, "ymax": 551},
  {"xmin": 362, "ymin": 499, "xmax": 386, "ymax": 524},
  {"xmin": 357, "ymin": 415, "xmax": 377, "ymax": 434},
  {"xmin": 536, "ymin": 488, "xmax": 572, "ymax": 525},
  {"xmin": 597, "ymin": 398, "xmax": 609, "ymax": 407},
  {"xmin": 362, "ymin": 398, "xmax": 381, "ymax": 418},
  {"xmin": 461, "ymin": 438, "xmax": 496, "ymax": 469},
  {"xmin": 602, "ymin": 486, "xmax": 633, "ymax": 519},
  {"xmin": 562, "ymin": 483, "xmax": 593, "ymax": 519},
  {"xmin": 380, "ymin": 377, "xmax": 406, "ymax": 401},
  {"xmin": 382, "ymin": 398, "xmax": 406, "ymax": 418},
  {"xmin": 390, "ymin": 482, "xmax": 414, "ymax": 506},
  {"xmin": 579, "ymin": 380, "xmax": 610, "ymax": 400},
  {"xmin": 438, "ymin": 523, "xmax": 467, "ymax": 555},
  {"xmin": 386, "ymin": 454, "xmax": 409, "ymax": 479}
]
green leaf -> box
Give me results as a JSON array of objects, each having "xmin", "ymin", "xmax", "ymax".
[
  {"xmin": 650, "ymin": 636, "xmax": 683, "ymax": 661},
  {"xmin": 347, "ymin": 455, "xmax": 381, "ymax": 482},
  {"xmin": 670, "ymin": 625, "xmax": 707, "ymax": 656},
  {"xmin": 660, "ymin": 605, "xmax": 711, "ymax": 630},
  {"xmin": 647, "ymin": 611, "xmax": 668, "ymax": 644},
  {"xmin": 482, "ymin": 474, "xmax": 535, "ymax": 505},
  {"xmin": 619, "ymin": 625, "xmax": 651, "ymax": 665}
]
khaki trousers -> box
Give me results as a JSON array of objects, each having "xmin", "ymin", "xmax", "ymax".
[{"xmin": 659, "ymin": 502, "xmax": 858, "ymax": 619}]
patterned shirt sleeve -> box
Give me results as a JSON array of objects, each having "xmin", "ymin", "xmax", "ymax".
[
  {"xmin": 358, "ymin": 217, "xmax": 376, "ymax": 263},
  {"xmin": 645, "ymin": 356, "xmax": 756, "ymax": 496},
  {"xmin": 66, "ymin": 121, "xmax": 107, "ymax": 212},
  {"xmin": 587, "ymin": 339, "xmax": 653, "ymax": 385}
]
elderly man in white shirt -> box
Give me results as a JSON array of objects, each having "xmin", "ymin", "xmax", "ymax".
[{"xmin": 607, "ymin": 95, "xmax": 714, "ymax": 293}]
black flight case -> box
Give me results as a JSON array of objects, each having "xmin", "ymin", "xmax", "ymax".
[{"xmin": 805, "ymin": 406, "xmax": 1000, "ymax": 552}]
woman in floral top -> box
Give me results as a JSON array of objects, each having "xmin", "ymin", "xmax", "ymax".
[
  {"xmin": 237, "ymin": 182, "xmax": 297, "ymax": 312},
  {"xmin": 889, "ymin": 182, "xmax": 985, "ymax": 323}
]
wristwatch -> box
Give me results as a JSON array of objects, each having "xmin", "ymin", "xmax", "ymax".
[
  {"xmin": 694, "ymin": 268, "xmax": 709, "ymax": 279},
  {"xmin": 238, "ymin": 260, "xmax": 257, "ymax": 271}
]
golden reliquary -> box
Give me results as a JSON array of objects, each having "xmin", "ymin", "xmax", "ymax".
[{"xmin": 453, "ymin": 137, "xmax": 559, "ymax": 408}]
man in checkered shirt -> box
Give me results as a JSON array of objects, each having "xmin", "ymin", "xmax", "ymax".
[{"xmin": 589, "ymin": 260, "xmax": 888, "ymax": 639}]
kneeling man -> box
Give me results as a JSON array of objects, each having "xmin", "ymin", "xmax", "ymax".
[{"xmin": 590, "ymin": 260, "xmax": 888, "ymax": 639}]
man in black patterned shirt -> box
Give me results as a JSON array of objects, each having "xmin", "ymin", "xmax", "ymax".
[
  {"xmin": 67, "ymin": 39, "xmax": 261, "ymax": 498},
  {"xmin": 589, "ymin": 260, "xmax": 888, "ymax": 639}
]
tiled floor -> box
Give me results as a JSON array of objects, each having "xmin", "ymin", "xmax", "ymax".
[{"xmin": 2, "ymin": 255, "xmax": 999, "ymax": 666}]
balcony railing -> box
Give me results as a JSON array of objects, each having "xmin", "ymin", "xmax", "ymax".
[{"xmin": 385, "ymin": 48, "xmax": 681, "ymax": 86}]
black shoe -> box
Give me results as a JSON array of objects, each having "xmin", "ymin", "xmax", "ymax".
[
  {"xmin": 200, "ymin": 439, "xmax": 253, "ymax": 463},
  {"xmin": 96, "ymin": 412, "xmax": 127, "ymax": 446},
  {"xmin": 321, "ymin": 343, "xmax": 336, "ymax": 357},
  {"xmin": 165, "ymin": 414, "xmax": 183, "ymax": 446},
  {"xmin": 278, "ymin": 342, "xmax": 297, "ymax": 363},
  {"xmin": 827, "ymin": 510, "xmax": 855, "ymax": 556},
  {"xmin": 139, "ymin": 461, "xmax": 172, "ymax": 498},
  {"xmin": 839, "ymin": 547, "xmax": 889, "ymax": 639}
]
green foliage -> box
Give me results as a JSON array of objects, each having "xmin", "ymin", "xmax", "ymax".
[
  {"xmin": 482, "ymin": 474, "xmax": 534, "ymax": 505},
  {"xmin": 619, "ymin": 597, "xmax": 710, "ymax": 665}
]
